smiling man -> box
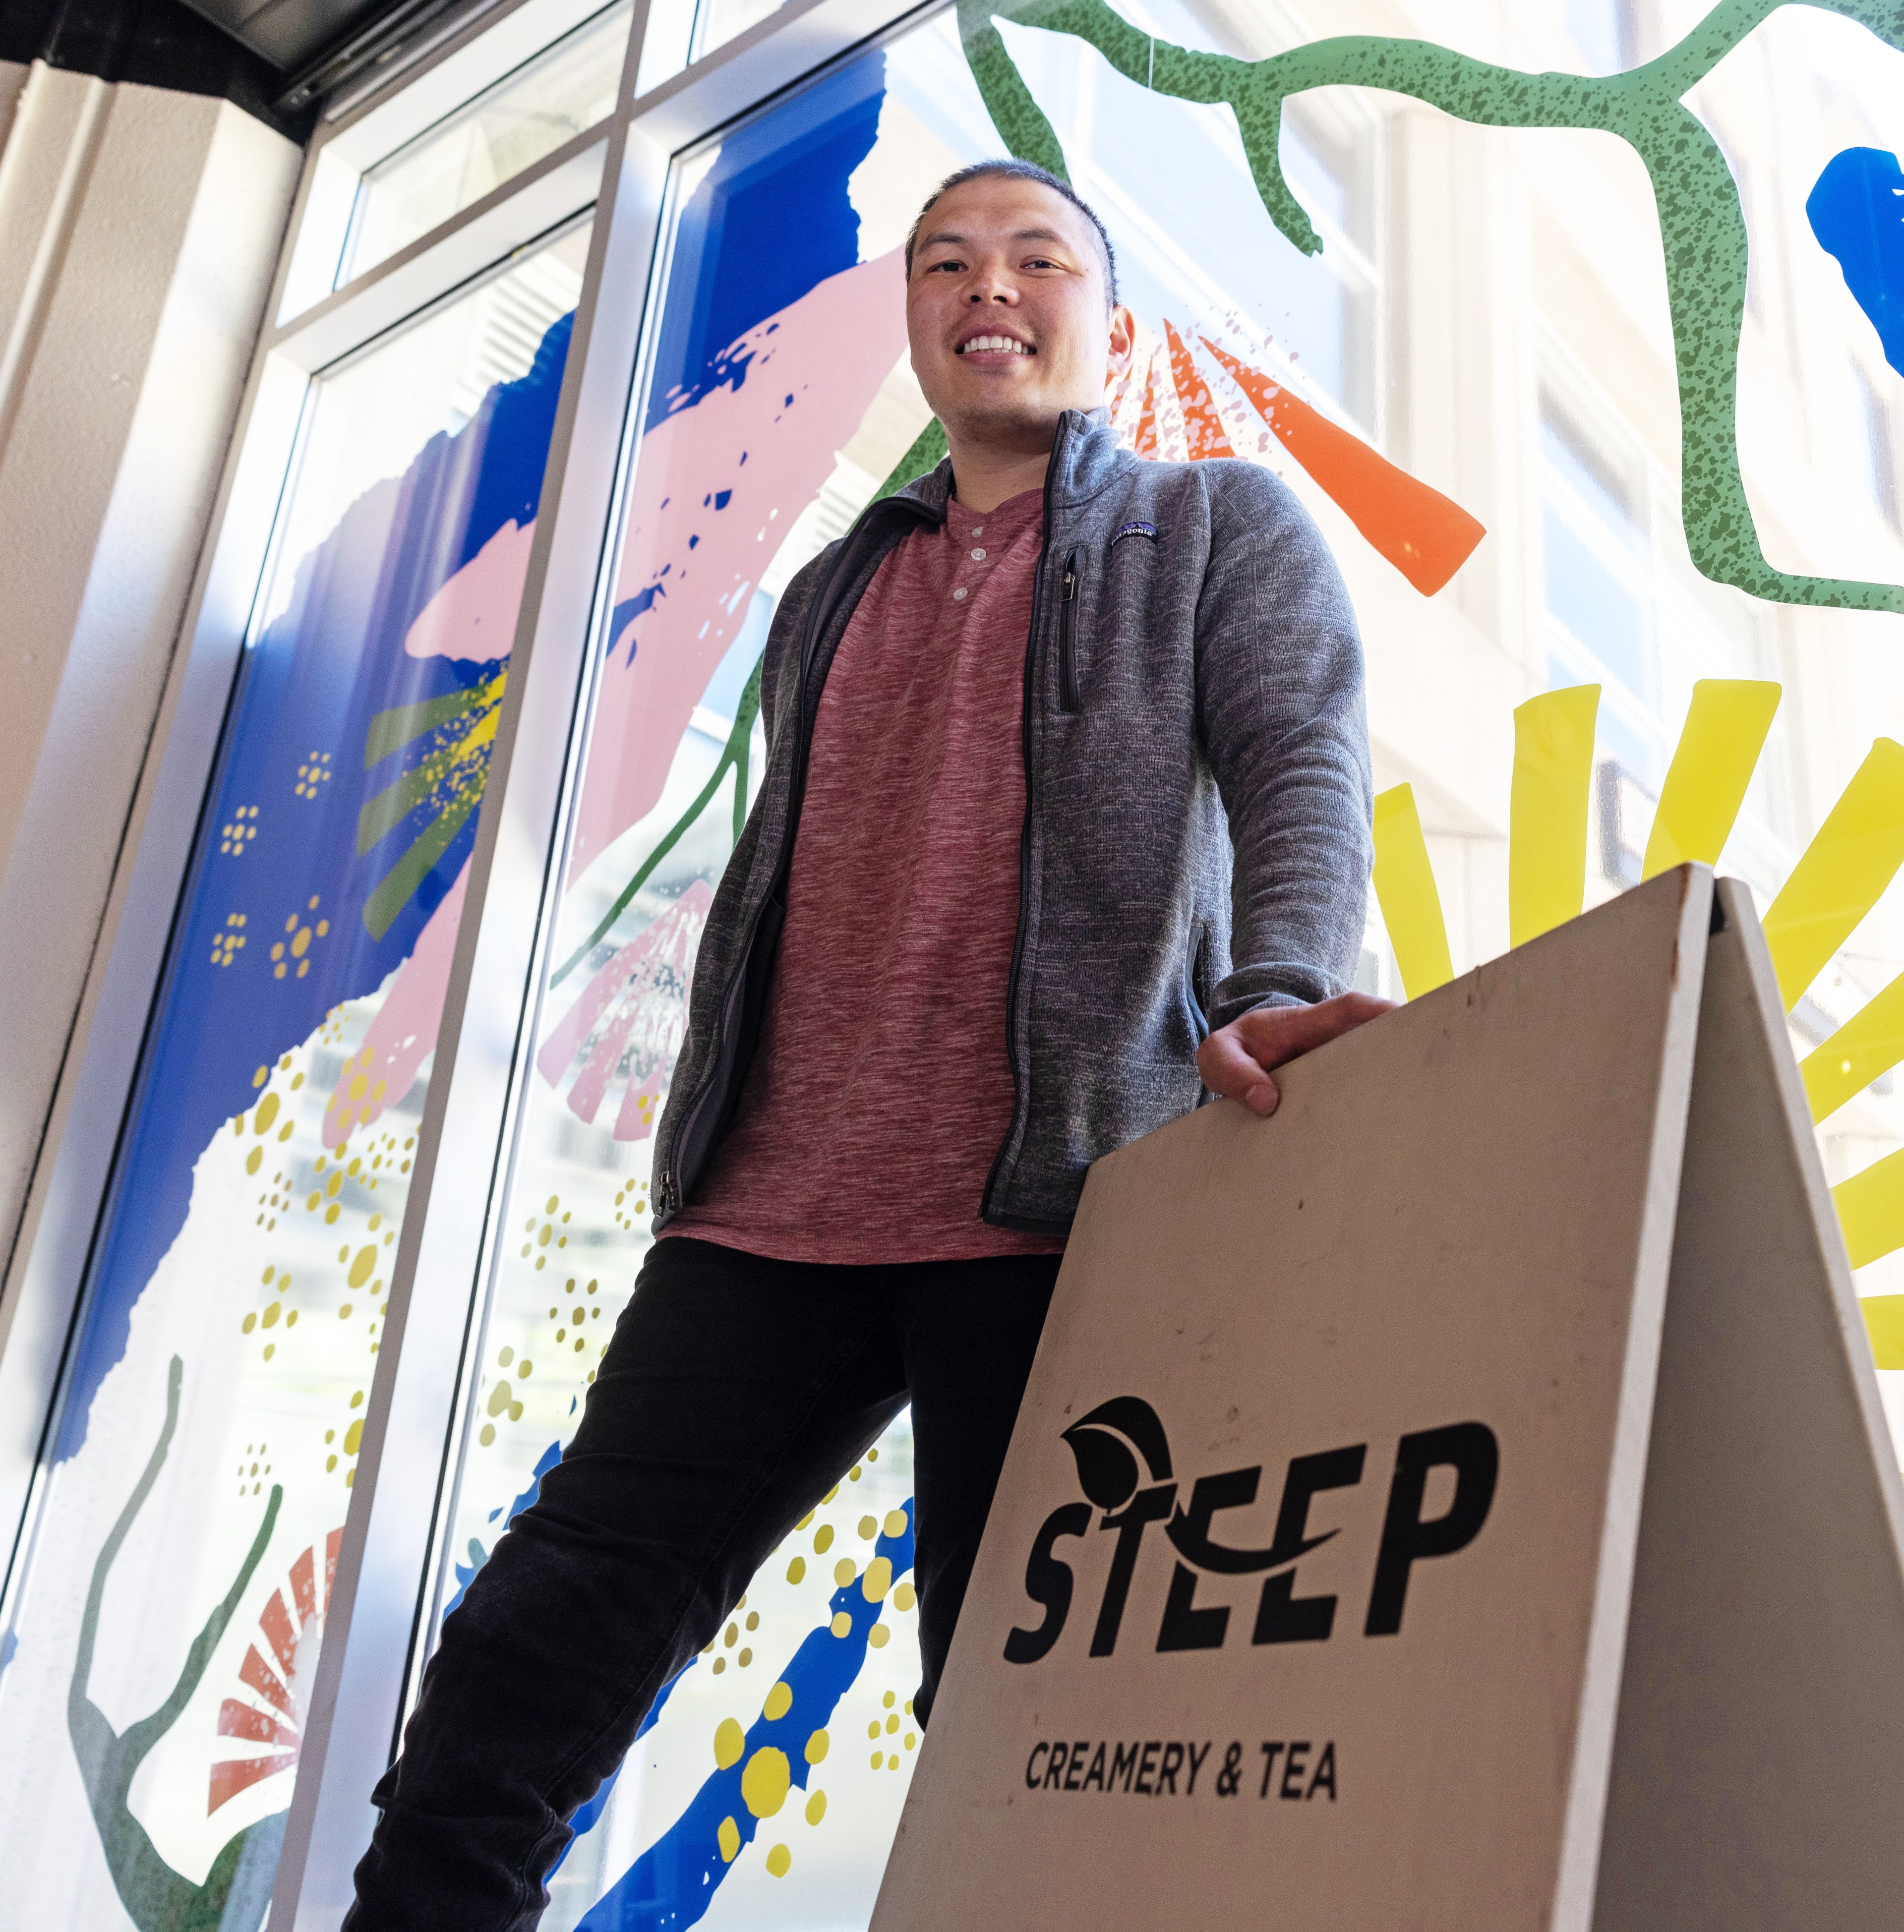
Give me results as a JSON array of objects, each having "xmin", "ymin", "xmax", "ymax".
[{"xmin": 346, "ymin": 161, "xmax": 1379, "ymax": 1931}]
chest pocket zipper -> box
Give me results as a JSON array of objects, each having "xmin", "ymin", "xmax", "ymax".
[{"xmin": 1058, "ymin": 549, "xmax": 1082, "ymax": 712}]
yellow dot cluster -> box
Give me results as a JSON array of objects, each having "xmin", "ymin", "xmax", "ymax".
[
  {"xmin": 271, "ymin": 895, "xmax": 329, "ymax": 981},
  {"xmin": 866, "ymin": 1691, "xmax": 915, "ymax": 1770},
  {"xmin": 331, "ymin": 1044, "xmax": 390, "ymax": 1143},
  {"xmin": 219, "ymin": 805, "xmax": 259, "ymax": 856},
  {"xmin": 612, "ymin": 1179, "xmax": 649, "ymax": 1230},
  {"xmin": 294, "ymin": 750, "xmax": 333, "ymax": 800},
  {"xmin": 234, "ymin": 1439, "xmax": 271, "ymax": 1498},
  {"xmin": 227, "ymin": 1017, "xmax": 417, "ymax": 1498},
  {"xmin": 211, "ymin": 912, "xmax": 248, "ymax": 967},
  {"xmin": 518, "ymin": 1193, "xmax": 572, "ymax": 1272}
]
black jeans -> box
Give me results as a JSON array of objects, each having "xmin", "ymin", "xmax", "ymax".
[{"xmin": 345, "ymin": 1235, "xmax": 1060, "ymax": 1931}]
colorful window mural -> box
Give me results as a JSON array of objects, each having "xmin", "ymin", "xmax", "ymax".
[
  {"xmin": 419, "ymin": 3, "xmax": 1904, "ymax": 1923},
  {"xmin": 0, "ymin": 224, "xmax": 590, "ymax": 1928},
  {"xmin": 7, "ymin": 0, "xmax": 1904, "ymax": 1928}
]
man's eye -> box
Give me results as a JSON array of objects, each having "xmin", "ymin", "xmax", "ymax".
[{"xmin": 1023, "ymin": 257, "xmax": 1060, "ymax": 270}]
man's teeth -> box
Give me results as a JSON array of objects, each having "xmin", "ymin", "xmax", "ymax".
[{"xmin": 959, "ymin": 336, "xmax": 1032, "ymax": 354}]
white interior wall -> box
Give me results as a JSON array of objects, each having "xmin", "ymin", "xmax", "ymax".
[{"xmin": 0, "ymin": 62, "xmax": 299, "ymax": 1282}]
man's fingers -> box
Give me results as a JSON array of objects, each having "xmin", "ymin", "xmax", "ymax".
[
  {"xmin": 1196, "ymin": 1028, "xmax": 1282, "ymax": 1115},
  {"xmin": 1229, "ymin": 992, "xmax": 1393, "ymax": 1072},
  {"xmin": 1196, "ymin": 992, "xmax": 1396, "ymax": 1116}
]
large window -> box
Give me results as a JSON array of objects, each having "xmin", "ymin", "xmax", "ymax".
[
  {"xmin": 1541, "ymin": 396, "xmax": 1660, "ymax": 784},
  {"xmin": 0, "ymin": 63, "xmax": 596, "ymax": 1929},
  {"xmin": 7, "ymin": 1, "xmax": 1904, "ymax": 1928}
]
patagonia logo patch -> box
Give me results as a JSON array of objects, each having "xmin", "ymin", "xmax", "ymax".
[{"xmin": 1111, "ymin": 519, "xmax": 1160, "ymax": 546}]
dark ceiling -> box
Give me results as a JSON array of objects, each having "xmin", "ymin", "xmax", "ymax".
[{"xmin": 1, "ymin": 0, "xmax": 499, "ymax": 136}]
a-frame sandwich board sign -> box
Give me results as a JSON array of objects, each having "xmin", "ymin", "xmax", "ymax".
[{"xmin": 870, "ymin": 867, "xmax": 1904, "ymax": 1932}]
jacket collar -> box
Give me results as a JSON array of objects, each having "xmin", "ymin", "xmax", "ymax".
[{"xmin": 892, "ymin": 407, "xmax": 1129, "ymax": 522}]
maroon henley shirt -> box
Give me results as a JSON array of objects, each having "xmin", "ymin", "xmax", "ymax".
[{"xmin": 670, "ymin": 485, "xmax": 1065, "ymax": 1263}]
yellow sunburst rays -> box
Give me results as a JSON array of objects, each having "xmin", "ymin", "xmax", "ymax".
[
  {"xmin": 1370, "ymin": 787, "xmax": 1452, "ymax": 996},
  {"xmin": 1778, "ymin": 740, "xmax": 1904, "ymax": 1286},
  {"xmin": 1371, "ymin": 680, "xmax": 1904, "ymax": 1370}
]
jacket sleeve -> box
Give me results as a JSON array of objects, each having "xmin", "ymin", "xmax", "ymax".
[{"xmin": 1194, "ymin": 465, "xmax": 1374, "ymax": 1024}]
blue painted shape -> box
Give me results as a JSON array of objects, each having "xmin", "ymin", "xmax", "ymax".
[
  {"xmin": 608, "ymin": 586, "xmax": 665, "ymax": 663},
  {"xmin": 445, "ymin": 1439, "xmax": 563, "ymax": 1619},
  {"xmin": 1807, "ymin": 146, "xmax": 1904, "ymax": 378},
  {"xmin": 576, "ymin": 1500, "xmax": 917, "ymax": 1931},
  {"xmin": 55, "ymin": 313, "xmax": 575, "ymax": 1460},
  {"xmin": 642, "ymin": 51, "xmax": 887, "ymax": 431}
]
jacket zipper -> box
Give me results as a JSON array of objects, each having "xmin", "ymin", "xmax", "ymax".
[
  {"xmin": 1058, "ymin": 549, "xmax": 1082, "ymax": 713},
  {"xmin": 656, "ymin": 494, "xmax": 934, "ymax": 1216},
  {"xmin": 1185, "ymin": 920, "xmax": 1210, "ymax": 1043},
  {"xmin": 981, "ymin": 412, "xmax": 1073, "ymax": 1220}
]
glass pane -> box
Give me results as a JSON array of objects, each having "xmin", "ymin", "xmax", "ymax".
[
  {"xmin": 692, "ymin": 0, "xmax": 791, "ymax": 62},
  {"xmin": 0, "ymin": 223, "xmax": 590, "ymax": 1928},
  {"xmin": 339, "ymin": 1, "xmax": 629, "ymax": 285},
  {"xmin": 425, "ymin": 1, "xmax": 1904, "ymax": 1926},
  {"xmin": 425, "ymin": 26, "xmax": 1003, "ymax": 1930}
]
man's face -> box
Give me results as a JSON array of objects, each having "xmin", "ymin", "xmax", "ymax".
[{"xmin": 905, "ymin": 176, "xmax": 1134, "ymax": 456}]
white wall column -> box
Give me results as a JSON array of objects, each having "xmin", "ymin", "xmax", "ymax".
[{"xmin": 0, "ymin": 61, "xmax": 298, "ymax": 1286}]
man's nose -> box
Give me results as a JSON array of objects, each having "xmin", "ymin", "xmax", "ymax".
[{"xmin": 966, "ymin": 272, "xmax": 1017, "ymax": 304}]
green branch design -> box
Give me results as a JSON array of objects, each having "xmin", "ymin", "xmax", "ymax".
[
  {"xmin": 958, "ymin": 0, "xmax": 1904, "ymax": 616},
  {"xmin": 67, "ymin": 1356, "xmax": 287, "ymax": 1932},
  {"xmin": 551, "ymin": 660, "xmax": 764, "ymax": 987}
]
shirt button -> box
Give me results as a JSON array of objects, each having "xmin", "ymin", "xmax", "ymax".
[
  {"xmin": 971, "ymin": 547, "xmax": 986, "ymax": 560},
  {"xmin": 971, "ymin": 526, "xmax": 983, "ymax": 536},
  {"xmin": 952, "ymin": 586, "xmax": 968, "ymax": 600}
]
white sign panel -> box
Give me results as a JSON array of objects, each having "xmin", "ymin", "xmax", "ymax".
[{"xmin": 873, "ymin": 870, "xmax": 1904, "ymax": 1932}]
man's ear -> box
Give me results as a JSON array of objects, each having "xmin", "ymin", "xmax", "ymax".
[{"xmin": 1106, "ymin": 304, "xmax": 1136, "ymax": 383}]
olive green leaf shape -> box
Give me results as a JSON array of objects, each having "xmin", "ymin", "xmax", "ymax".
[
  {"xmin": 357, "ymin": 670, "xmax": 507, "ymax": 941},
  {"xmin": 957, "ymin": 0, "xmax": 1904, "ymax": 618},
  {"xmin": 67, "ymin": 1355, "xmax": 286, "ymax": 1932}
]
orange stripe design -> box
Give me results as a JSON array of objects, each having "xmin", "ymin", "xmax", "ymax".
[{"xmin": 1199, "ymin": 335, "xmax": 1485, "ymax": 595}]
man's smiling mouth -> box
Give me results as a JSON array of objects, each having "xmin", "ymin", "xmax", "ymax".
[{"xmin": 957, "ymin": 334, "xmax": 1035, "ymax": 355}]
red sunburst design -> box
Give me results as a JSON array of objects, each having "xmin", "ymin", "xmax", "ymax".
[{"xmin": 209, "ymin": 1526, "xmax": 342, "ymax": 1814}]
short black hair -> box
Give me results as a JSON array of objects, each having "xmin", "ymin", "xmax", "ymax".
[{"xmin": 903, "ymin": 160, "xmax": 1120, "ymax": 308}]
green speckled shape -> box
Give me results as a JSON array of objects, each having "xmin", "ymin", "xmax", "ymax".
[
  {"xmin": 875, "ymin": 416, "xmax": 952, "ymax": 500},
  {"xmin": 957, "ymin": 0, "xmax": 1904, "ymax": 617}
]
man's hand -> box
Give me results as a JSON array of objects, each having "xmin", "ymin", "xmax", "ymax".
[{"xmin": 1195, "ymin": 993, "xmax": 1394, "ymax": 1116}]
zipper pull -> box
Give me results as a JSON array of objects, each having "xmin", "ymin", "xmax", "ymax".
[{"xmin": 1062, "ymin": 561, "xmax": 1077, "ymax": 602}]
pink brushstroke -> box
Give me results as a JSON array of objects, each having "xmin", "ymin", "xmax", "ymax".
[
  {"xmin": 567, "ymin": 249, "xmax": 910, "ymax": 881},
  {"xmin": 325, "ymin": 861, "xmax": 469, "ymax": 1148},
  {"xmin": 536, "ymin": 878, "xmax": 712, "ymax": 1141},
  {"xmin": 405, "ymin": 518, "xmax": 537, "ymax": 660}
]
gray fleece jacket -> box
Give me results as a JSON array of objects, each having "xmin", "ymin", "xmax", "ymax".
[{"xmin": 650, "ymin": 406, "xmax": 1373, "ymax": 1237}]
